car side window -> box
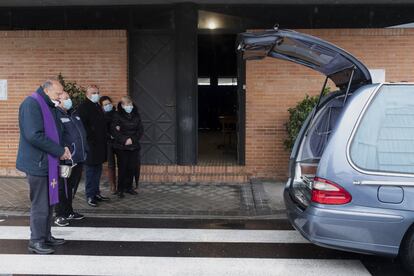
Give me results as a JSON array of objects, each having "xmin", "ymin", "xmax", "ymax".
[{"xmin": 350, "ymin": 85, "xmax": 414, "ymax": 174}]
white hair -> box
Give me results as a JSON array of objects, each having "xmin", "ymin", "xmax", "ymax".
[{"xmin": 41, "ymin": 77, "xmax": 60, "ymax": 90}]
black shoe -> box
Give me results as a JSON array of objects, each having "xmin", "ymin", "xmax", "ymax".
[
  {"xmin": 118, "ymin": 192, "xmax": 125, "ymax": 198},
  {"xmin": 87, "ymin": 197, "xmax": 98, "ymax": 207},
  {"xmin": 28, "ymin": 241, "xmax": 55, "ymax": 254},
  {"xmin": 45, "ymin": 236, "xmax": 66, "ymax": 246},
  {"xmin": 95, "ymin": 194, "xmax": 110, "ymax": 201},
  {"xmin": 125, "ymin": 189, "xmax": 138, "ymax": 195},
  {"xmin": 54, "ymin": 217, "xmax": 69, "ymax": 227},
  {"xmin": 66, "ymin": 212, "xmax": 85, "ymax": 220}
]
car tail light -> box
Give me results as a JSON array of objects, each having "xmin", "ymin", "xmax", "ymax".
[{"xmin": 311, "ymin": 177, "xmax": 352, "ymax": 205}]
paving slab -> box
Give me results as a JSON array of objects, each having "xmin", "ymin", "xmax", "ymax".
[{"xmin": 0, "ymin": 177, "xmax": 286, "ymax": 219}]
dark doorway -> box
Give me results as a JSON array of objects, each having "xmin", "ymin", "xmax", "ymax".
[{"xmin": 198, "ymin": 34, "xmax": 239, "ymax": 165}]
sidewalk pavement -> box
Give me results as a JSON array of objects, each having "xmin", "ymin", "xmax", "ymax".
[{"xmin": 0, "ymin": 177, "xmax": 287, "ymax": 219}]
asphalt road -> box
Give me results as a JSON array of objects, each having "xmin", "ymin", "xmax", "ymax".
[{"xmin": 0, "ymin": 216, "xmax": 409, "ymax": 276}]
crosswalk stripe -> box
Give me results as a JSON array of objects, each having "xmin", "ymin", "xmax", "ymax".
[
  {"xmin": 0, "ymin": 239, "xmax": 361, "ymax": 259},
  {"xmin": 0, "ymin": 216, "xmax": 294, "ymax": 230},
  {"xmin": 0, "ymin": 226, "xmax": 309, "ymax": 243},
  {"xmin": 0, "ymin": 254, "xmax": 371, "ymax": 276}
]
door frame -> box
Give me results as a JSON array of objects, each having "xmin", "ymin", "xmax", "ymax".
[
  {"xmin": 127, "ymin": 28, "xmax": 246, "ymax": 166},
  {"xmin": 237, "ymin": 53, "xmax": 246, "ymax": 166}
]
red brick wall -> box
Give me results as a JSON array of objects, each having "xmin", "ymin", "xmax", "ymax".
[
  {"xmin": 2, "ymin": 28, "xmax": 414, "ymax": 181},
  {"xmin": 0, "ymin": 30, "xmax": 128, "ymax": 176},
  {"xmin": 245, "ymin": 28, "xmax": 414, "ymax": 180}
]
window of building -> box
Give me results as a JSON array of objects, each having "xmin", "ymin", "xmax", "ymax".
[
  {"xmin": 198, "ymin": 77, "xmax": 211, "ymax": 86},
  {"xmin": 218, "ymin": 77, "xmax": 237, "ymax": 86}
]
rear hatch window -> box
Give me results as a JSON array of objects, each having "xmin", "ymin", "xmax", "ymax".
[{"xmin": 238, "ymin": 29, "xmax": 372, "ymax": 89}]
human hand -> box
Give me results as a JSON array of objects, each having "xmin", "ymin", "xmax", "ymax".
[
  {"xmin": 60, "ymin": 147, "xmax": 72, "ymax": 160},
  {"xmin": 125, "ymin": 138, "xmax": 133, "ymax": 146}
]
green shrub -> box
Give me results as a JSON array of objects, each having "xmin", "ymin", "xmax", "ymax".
[
  {"xmin": 284, "ymin": 87, "xmax": 330, "ymax": 151},
  {"xmin": 58, "ymin": 73, "xmax": 86, "ymax": 108}
]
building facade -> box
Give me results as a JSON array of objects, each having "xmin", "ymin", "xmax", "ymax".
[{"xmin": 0, "ymin": 3, "xmax": 413, "ymax": 181}]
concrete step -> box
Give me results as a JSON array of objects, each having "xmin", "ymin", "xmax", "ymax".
[
  {"xmin": 140, "ymin": 173, "xmax": 250, "ymax": 183},
  {"xmin": 140, "ymin": 165, "xmax": 250, "ymax": 183},
  {"xmin": 141, "ymin": 165, "xmax": 247, "ymax": 175}
]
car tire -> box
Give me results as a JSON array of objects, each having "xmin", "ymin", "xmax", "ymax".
[{"xmin": 400, "ymin": 227, "xmax": 414, "ymax": 275}]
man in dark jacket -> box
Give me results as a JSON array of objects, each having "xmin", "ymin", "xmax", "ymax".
[
  {"xmin": 16, "ymin": 78, "xmax": 71, "ymax": 254},
  {"xmin": 54, "ymin": 91, "xmax": 88, "ymax": 226},
  {"xmin": 77, "ymin": 85, "xmax": 109, "ymax": 207}
]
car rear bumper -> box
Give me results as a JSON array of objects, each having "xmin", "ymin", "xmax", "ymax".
[{"xmin": 283, "ymin": 185, "xmax": 409, "ymax": 257}]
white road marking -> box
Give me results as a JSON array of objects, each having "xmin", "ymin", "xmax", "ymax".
[
  {"xmin": 0, "ymin": 226, "xmax": 309, "ymax": 243},
  {"xmin": 0, "ymin": 254, "xmax": 371, "ymax": 276}
]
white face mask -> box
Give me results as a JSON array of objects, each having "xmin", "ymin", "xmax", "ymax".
[
  {"xmin": 103, "ymin": 104, "xmax": 113, "ymax": 112},
  {"xmin": 90, "ymin": 93, "xmax": 100, "ymax": 103},
  {"xmin": 63, "ymin": 98, "xmax": 73, "ymax": 110},
  {"xmin": 122, "ymin": 105, "xmax": 133, "ymax": 114},
  {"xmin": 52, "ymin": 100, "xmax": 60, "ymax": 107}
]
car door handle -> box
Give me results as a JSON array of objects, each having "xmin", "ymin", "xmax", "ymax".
[{"xmin": 165, "ymin": 104, "xmax": 175, "ymax": 108}]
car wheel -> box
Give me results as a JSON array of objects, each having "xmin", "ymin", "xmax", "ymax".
[{"xmin": 400, "ymin": 227, "xmax": 414, "ymax": 275}]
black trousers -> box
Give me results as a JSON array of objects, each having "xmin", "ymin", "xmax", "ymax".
[
  {"xmin": 27, "ymin": 175, "xmax": 53, "ymax": 243},
  {"xmin": 134, "ymin": 150, "xmax": 141, "ymax": 188},
  {"xmin": 55, "ymin": 164, "xmax": 83, "ymax": 218},
  {"xmin": 116, "ymin": 149, "xmax": 139, "ymax": 192}
]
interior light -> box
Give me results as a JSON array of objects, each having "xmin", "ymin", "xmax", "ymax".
[{"xmin": 207, "ymin": 19, "xmax": 217, "ymax": 30}]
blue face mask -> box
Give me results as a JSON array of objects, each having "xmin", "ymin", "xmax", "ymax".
[
  {"xmin": 122, "ymin": 105, "xmax": 133, "ymax": 114},
  {"xmin": 63, "ymin": 99, "xmax": 73, "ymax": 110},
  {"xmin": 103, "ymin": 104, "xmax": 113, "ymax": 112},
  {"xmin": 90, "ymin": 94, "xmax": 100, "ymax": 103}
]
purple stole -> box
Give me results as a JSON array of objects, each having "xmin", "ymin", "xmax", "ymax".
[{"xmin": 31, "ymin": 92, "xmax": 60, "ymax": 206}]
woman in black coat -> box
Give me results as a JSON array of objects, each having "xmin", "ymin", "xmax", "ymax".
[
  {"xmin": 111, "ymin": 96, "xmax": 144, "ymax": 198},
  {"xmin": 99, "ymin": 96, "xmax": 117, "ymax": 194}
]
